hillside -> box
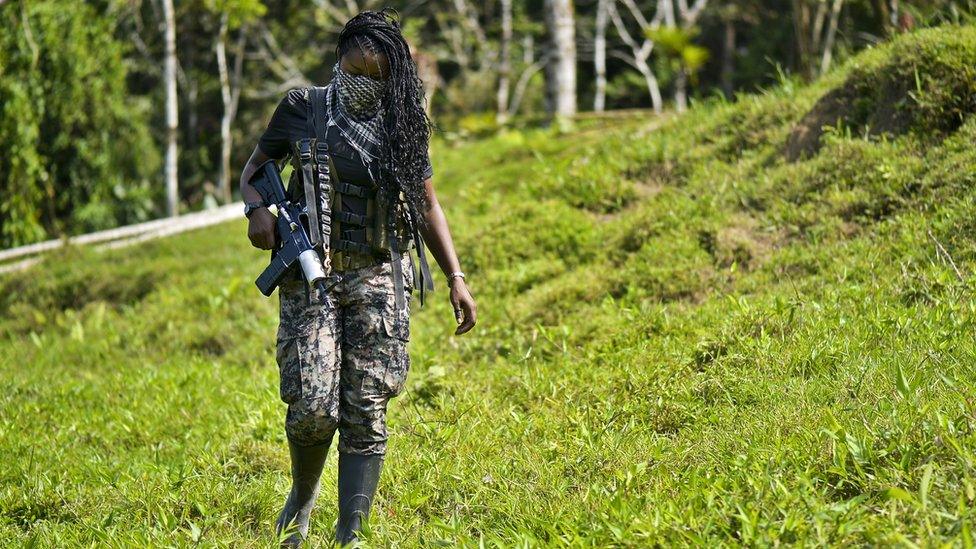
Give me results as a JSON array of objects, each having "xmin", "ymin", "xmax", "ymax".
[{"xmin": 2, "ymin": 25, "xmax": 976, "ymax": 546}]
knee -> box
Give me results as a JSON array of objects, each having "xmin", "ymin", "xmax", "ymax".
[
  {"xmin": 338, "ymin": 394, "xmax": 390, "ymax": 455},
  {"xmin": 338, "ymin": 429, "xmax": 388, "ymax": 455},
  {"xmin": 286, "ymin": 398, "xmax": 339, "ymax": 447}
]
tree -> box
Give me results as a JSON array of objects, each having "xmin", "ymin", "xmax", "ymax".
[
  {"xmin": 544, "ymin": 0, "xmax": 577, "ymax": 118},
  {"xmin": 819, "ymin": 0, "xmax": 845, "ymax": 74},
  {"xmin": 658, "ymin": 0, "xmax": 709, "ymax": 112},
  {"xmin": 209, "ymin": 0, "xmax": 266, "ymax": 205},
  {"xmin": 497, "ymin": 0, "xmax": 513, "ymax": 123},
  {"xmin": 790, "ymin": 0, "xmax": 847, "ymax": 79},
  {"xmin": 608, "ymin": 0, "xmax": 664, "ymax": 113},
  {"xmin": 162, "ymin": 0, "xmax": 179, "ymax": 216},
  {"xmin": 594, "ymin": 0, "xmax": 609, "ymax": 111}
]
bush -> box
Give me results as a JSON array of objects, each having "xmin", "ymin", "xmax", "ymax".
[{"xmin": 0, "ymin": 1, "xmax": 158, "ymax": 247}]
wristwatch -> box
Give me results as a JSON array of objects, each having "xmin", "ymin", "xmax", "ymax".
[
  {"xmin": 244, "ymin": 201, "xmax": 265, "ymax": 219},
  {"xmin": 447, "ymin": 271, "xmax": 466, "ymax": 283}
]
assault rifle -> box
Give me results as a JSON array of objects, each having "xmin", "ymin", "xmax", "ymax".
[{"xmin": 249, "ymin": 160, "xmax": 329, "ymax": 297}]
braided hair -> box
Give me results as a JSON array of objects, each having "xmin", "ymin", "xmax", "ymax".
[{"xmin": 335, "ymin": 9, "xmax": 434, "ymax": 228}]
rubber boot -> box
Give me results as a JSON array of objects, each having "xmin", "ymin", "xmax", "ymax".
[
  {"xmin": 275, "ymin": 438, "xmax": 332, "ymax": 547},
  {"xmin": 334, "ymin": 453, "xmax": 384, "ymax": 546}
]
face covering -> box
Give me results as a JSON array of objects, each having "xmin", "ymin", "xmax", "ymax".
[{"xmin": 333, "ymin": 62, "xmax": 388, "ymax": 120}]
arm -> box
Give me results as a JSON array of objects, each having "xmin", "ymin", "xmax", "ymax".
[
  {"xmin": 240, "ymin": 144, "xmax": 278, "ymax": 250},
  {"xmin": 242, "ymin": 89, "xmax": 305, "ymax": 249},
  {"xmin": 416, "ymin": 177, "xmax": 478, "ymax": 335}
]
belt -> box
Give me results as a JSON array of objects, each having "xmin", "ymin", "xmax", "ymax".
[
  {"xmin": 329, "ymin": 247, "xmax": 387, "ymax": 272},
  {"xmin": 287, "ymin": 247, "xmax": 384, "ymax": 281}
]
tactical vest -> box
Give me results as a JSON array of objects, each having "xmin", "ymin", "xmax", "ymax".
[
  {"xmin": 286, "ymin": 138, "xmax": 413, "ymax": 265},
  {"xmin": 283, "ymin": 86, "xmax": 434, "ymax": 310}
]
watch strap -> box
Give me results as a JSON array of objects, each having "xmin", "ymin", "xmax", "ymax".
[{"xmin": 244, "ymin": 201, "xmax": 264, "ymax": 218}]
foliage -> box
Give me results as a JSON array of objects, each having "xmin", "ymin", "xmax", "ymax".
[
  {"xmin": 647, "ymin": 26, "xmax": 710, "ymax": 79},
  {"xmin": 5, "ymin": 0, "xmax": 976, "ymax": 249},
  {"xmin": 205, "ymin": 0, "xmax": 267, "ymax": 28},
  {"xmin": 0, "ymin": 0, "xmax": 158, "ymax": 248}
]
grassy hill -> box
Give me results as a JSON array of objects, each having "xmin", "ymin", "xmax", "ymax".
[{"xmin": 2, "ymin": 25, "xmax": 976, "ymax": 546}]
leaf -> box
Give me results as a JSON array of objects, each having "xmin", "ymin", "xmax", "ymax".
[
  {"xmin": 895, "ymin": 363, "xmax": 913, "ymax": 400},
  {"xmin": 919, "ymin": 463, "xmax": 934, "ymax": 509},
  {"xmin": 682, "ymin": 45, "xmax": 711, "ymax": 71},
  {"xmin": 884, "ymin": 487, "xmax": 917, "ymax": 505}
]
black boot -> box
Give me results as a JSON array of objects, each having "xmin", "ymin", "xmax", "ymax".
[
  {"xmin": 275, "ymin": 438, "xmax": 332, "ymax": 547},
  {"xmin": 334, "ymin": 453, "xmax": 384, "ymax": 546}
]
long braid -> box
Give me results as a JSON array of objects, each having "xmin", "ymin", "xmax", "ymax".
[{"xmin": 335, "ymin": 9, "xmax": 434, "ymax": 229}]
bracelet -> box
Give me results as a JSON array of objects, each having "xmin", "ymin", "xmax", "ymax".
[{"xmin": 447, "ymin": 271, "xmax": 466, "ymax": 283}]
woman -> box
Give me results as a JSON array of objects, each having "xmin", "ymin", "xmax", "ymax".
[{"xmin": 238, "ymin": 9, "xmax": 477, "ymax": 547}]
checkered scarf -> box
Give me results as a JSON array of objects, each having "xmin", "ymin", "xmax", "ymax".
[{"xmin": 325, "ymin": 62, "xmax": 387, "ymax": 165}]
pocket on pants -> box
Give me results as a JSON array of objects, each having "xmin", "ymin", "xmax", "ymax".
[
  {"xmin": 276, "ymin": 336, "xmax": 305, "ymax": 404},
  {"xmin": 374, "ymin": 312, "xmax": 410, "ymax": 397}
]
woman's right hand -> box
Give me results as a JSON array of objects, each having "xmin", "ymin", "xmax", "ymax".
[{"xmin": 247, "ymin": 207, "xmax": 278, "ymax": 250}]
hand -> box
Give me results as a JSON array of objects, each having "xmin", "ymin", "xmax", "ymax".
[
  {"xmin": 449, "ymin": 277, "xmax": 477, "ymax": 335},
  {"xmin": 247, "ymin": 207, "xmax": 278, "ymax": 250}
]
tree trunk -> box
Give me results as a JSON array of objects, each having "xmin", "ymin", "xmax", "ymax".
[
  {"xmin": 523, "ymin": 35, "xmax": 534, "ymax": 65},
  {"xmin": 509, "ymin": 57, "xmax": 545, "ymax": 116},
  {"xmin": 216, "ymin": 15, "xmax": 244, "ymax": 205},
  {"xmin": 186, "ymin": 78, "xmax": 198, "ymax": 154},
  {"xmin": 543, "ymin": 0, "xmax": 577, "ymax": 118},
  {"xmin": 660, "ymin": 0, "xmax": 676, "ymax": 27},
  {"xmin": 791, "ymin": 0, "xmax": 813, "ymax": 79},
  {"xmin": 721, "ymin": 16, "xmax": 735, "ymax": 99},
  {"xmin": 594, "ymin": 0, "xmax": 608, "ymax": 112},
  {"xmin": 606, "ymin": 0, "xmax": 662, "ymax": 113},
  {"xmin": 507, "ymin": 35, "xmax": 545, "ymax": 117},
  {"xmin": 674, "ymin": 69, "xmax": 688, "ymax": 112},
  {"xmin": 819, "ymin": 0, "xmax": 844, "ymax": 75},
  {"xmin": 638, "ymin": 63, "xmax": 663, "ymax": 113},
  {"xmin": 810, "ymin": 0, "xmax": 828, "ymax": 56},
  {"xmin": 162, "ymin": 0, "xmax": 178, "ymax": 216},
  {"xmin": 496, "ymin": 0, "xmax": 512, "ymax": 124},
  {"xmin": 216, "ymin": 15, "xmax": 232, "ymax": 205},
  {"xmin": 866, "ymin": 0, "xmax": 901, "ymax": 35}
]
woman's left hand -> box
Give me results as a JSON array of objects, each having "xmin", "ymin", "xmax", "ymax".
[{"xmin": 450, "ymin": 278, "xmax": 477, "ymax": 335}]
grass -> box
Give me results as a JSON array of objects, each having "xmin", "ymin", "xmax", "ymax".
[{"xmin": 3, "ymin": 24, "xmax": 976, "ymax": 547}]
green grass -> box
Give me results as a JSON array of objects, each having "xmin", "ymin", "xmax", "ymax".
[{"xmin": 3, "ymin": 24, "xmax": 976, "ymax": 547}]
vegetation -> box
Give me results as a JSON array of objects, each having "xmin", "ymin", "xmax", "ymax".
[
  {"xmin": 0, "ymin": 1, "xmax": 158, "ymax": 245},
  {"xmin": 2, "ymin": 25, "xmax": 976, "ymax": 546},
  {"xmin": 4, "ymin": 0, "xmax": 976, "ymax": 246}
]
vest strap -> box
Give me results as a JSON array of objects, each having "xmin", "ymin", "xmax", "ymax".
[
  {"xmin": 336, "ymin": 210, "xmax": 373, "ymax": 227},
  {"xmin": 405, "ymin": 202, "xmax": 434, "ymax": 307},
  {"xmin": 388, "ymin": 213, "xmax": 406, "ymax": 312},
  {"xmin": 296, "ymin": 140, "xmax": 320, "ymax": 246},
  {"xmin": 334, "ymin": 239, "xmax": 374, "ymax": 255},
  {"xmin": 335, "ymin": 181, "xmax": 372, "ymax": 198},
  {"xmin": 310, "ymin": 87, "xmax": 334, "ymax": 275}
]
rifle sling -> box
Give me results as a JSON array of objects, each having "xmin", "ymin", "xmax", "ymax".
[{"xmin": 310, "ymin": 86, "xmax": 335, "ymax": 274}]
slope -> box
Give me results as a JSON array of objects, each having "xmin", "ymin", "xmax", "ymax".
[{"xmin": 1, "ymin": 24, "xmax": 976, "ymax": 546}]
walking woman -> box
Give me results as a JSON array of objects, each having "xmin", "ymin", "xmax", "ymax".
[{"xmin": 238, "ymin": 9, "xmax": 477, "ymax": 546}]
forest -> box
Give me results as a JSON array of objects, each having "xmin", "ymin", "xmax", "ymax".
[{"xmin": 1, "ymin": 0, "xmax": 973, "ymax": 247}]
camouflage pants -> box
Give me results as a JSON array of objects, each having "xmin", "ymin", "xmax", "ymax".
[{"xmin": 275, "ymin": 253, "xmax": 413, "ymax": 455}]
